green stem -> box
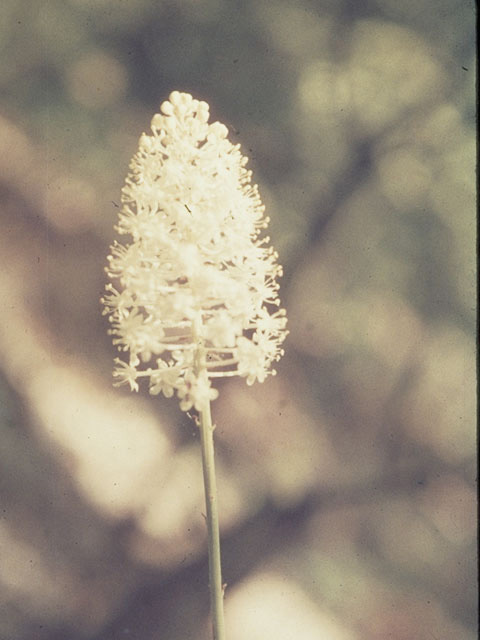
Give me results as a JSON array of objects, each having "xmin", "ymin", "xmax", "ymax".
[
  {"xmin": 198, "ymin": 398, "xmax": 226, "ymax": 640},
  {"xmin": 193, "ymin": 315, "xmax": 226, "ymax": 640}
]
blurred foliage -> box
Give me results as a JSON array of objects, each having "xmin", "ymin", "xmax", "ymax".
[{"xmin": 0, "ymin": 1, "xmax": 476, "ymax": 639}]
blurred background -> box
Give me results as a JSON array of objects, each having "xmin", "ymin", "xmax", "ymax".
[{"xmin": 0, "ymin": 1, "xmax": 476, "ymax": 639}]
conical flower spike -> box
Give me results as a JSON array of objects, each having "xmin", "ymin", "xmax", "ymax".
[{"xmin": 102, "ymin": 91, "xmax": 288, "ymax": 411}]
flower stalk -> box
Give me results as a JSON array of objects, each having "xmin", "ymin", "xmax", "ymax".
[
  {"xmin": 198, "ymin": 398, "xmax": 226, "ymax": 640},
  {"xmin": 102, "ymin": 91, "xmax": 288, "ymax": 639},
  {"xmin": 192, "ymin": 314, "xmax": 225, "ymax": 638}
]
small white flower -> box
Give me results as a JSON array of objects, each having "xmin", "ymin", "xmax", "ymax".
[
  {"xmin": 178, "ymin": 370, "xmax": 219, "ymax": 412},
  {"xmin": 235, "ymin": 337, "xmax": 268, "ymax": 385},
  {"xmin": 102, "ymin": 91, "xmax": 288, "ymax": 410},
  {"xmin": 149, "ymin": 359, "xmax": 182, "ymax": 397},
  {"xmin": 112, "ymin": 358, "xmax": 139, "ymax": 392}
]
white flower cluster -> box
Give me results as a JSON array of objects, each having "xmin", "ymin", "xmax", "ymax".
[{"xmin": 102, "ymin": 91, "xmax": 287, "ymax": 411}]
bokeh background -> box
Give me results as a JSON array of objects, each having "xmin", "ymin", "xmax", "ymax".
[{"xmin": 0, "ymin": 1, "xmax": 476, "ymax": 639}]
